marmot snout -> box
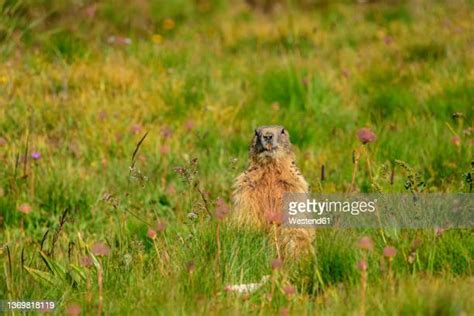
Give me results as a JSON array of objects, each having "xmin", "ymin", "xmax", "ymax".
[{"xmin": 250, "ymin": 125, "xmax": 291, "ymax": 160}]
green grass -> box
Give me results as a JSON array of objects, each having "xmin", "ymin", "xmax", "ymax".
[{"xmin": 0, "ymin": 0, "xmax": 473, "ymax": 314}]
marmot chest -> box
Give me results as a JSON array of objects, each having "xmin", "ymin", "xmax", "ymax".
[{"xmin": 247, "ymin": 167, "xmax": 296, "ymax": 213}]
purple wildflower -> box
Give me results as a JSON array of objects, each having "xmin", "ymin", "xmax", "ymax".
[{"xmin": 357, "ymin": 128, "xmax": 377, "ymax": 144}]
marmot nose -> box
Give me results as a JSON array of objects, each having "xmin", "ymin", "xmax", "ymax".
[{"xmin": 263, "ymin": 134, "xmax": 273, "ymax": 142}]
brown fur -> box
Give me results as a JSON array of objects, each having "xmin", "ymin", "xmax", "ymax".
[{"xmin": 231, "ymin": 126, "xmax": 314, "ymax": 259}]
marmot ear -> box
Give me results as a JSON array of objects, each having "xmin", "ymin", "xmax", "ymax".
[
  {"xmin": 281, "ymin": 128, "xmax": 285, "ymax": 134},
  {"xmin": 254, "ymin": 129, "xmax": 259, "ymax": 136}
]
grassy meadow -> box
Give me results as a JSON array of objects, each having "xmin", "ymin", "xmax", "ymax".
[{"xmin": 0, "ymin": 0, "xmax": 473, "ymax": 314}]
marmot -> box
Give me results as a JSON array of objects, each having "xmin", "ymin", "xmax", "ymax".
[{"xmin": 232, "ymin": 125, "xmax": 314, "ymax": 259}]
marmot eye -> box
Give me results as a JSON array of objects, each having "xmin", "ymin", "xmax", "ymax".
[{"xmin": 281, "ymin": 128, "xmax": 285, "ymax": 134}]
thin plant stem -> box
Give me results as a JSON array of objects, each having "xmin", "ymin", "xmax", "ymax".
[
  {"xmin": 350, "ymin": 150, "xmax": 360, "ymax": 192},
  {"xmin": 273, "ymin": 224, "xmax": 281, "ymax": 259},
  {"xmin": 97, "ymin": 262, "xmax": 103, "ymax": 316},
  {"xmin": 216, "ymin": 222, "xmax": 221, "ymax": 278}
]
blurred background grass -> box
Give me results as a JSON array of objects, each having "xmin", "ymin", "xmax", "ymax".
[{"xmin": 0, "ymin": 0, "xmax": 473, "ymax": 314}]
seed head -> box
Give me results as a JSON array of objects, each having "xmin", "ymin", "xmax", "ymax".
[
  {"xmin": 383, "ymin": 246, "xmax": 397, "ymax": 258},
  {"xmin": 31, "ymin": 152, "xmax": 41, "ymax": 160},
  {"xmin": 357, "ymin": 236, "xmax": 374, "ymax": 251},
  {"xmin": 79, "ymin": 256, "xmax": 93, "ymax": 267},
  {"xmin": 65, "ymin": 304, "xmax": 81, "ymax": 316},
  {"xmin": 91, "ymin": 242, "xmax": 110, "ymax": 256},
  {"xmin": 147, "ymin": 228, "xmax": 157, "ymax": 239},
  {"xmin": 357, "ymin": 128, "xmax": 376, "ymax": 144},
  {"xmin": 18, "ymin": 203, "xmax": 32, "ymax": 214},
  {"xmin": 451, "ymin": 135, "xmax": 461, "ymax": 146},
  {"xmin": 214, "ymin": 198, "xmax": 230, "ymax": 220},
  {"xmin": 356, "ymin": 260, "xmax": 368, "ymax": 271},
  {"xmin": 265, "ymin": 211, "xmax": 284, "ymax": 225},
  {"xmin": 156, "ymin": 220, "xmax": 167, "ymax": 232},
  {"xmin": 271, "ymin": 258, "xmax": 283, "ymax": 270},
  {"xmin": 283, "ymin": 285, "xmax": 296, "ymax": 296}
]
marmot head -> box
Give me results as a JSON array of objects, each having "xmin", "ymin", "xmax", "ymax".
[{"xmin": 250, "ymin": 125, "xmax": 293, "ymax": 160}]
